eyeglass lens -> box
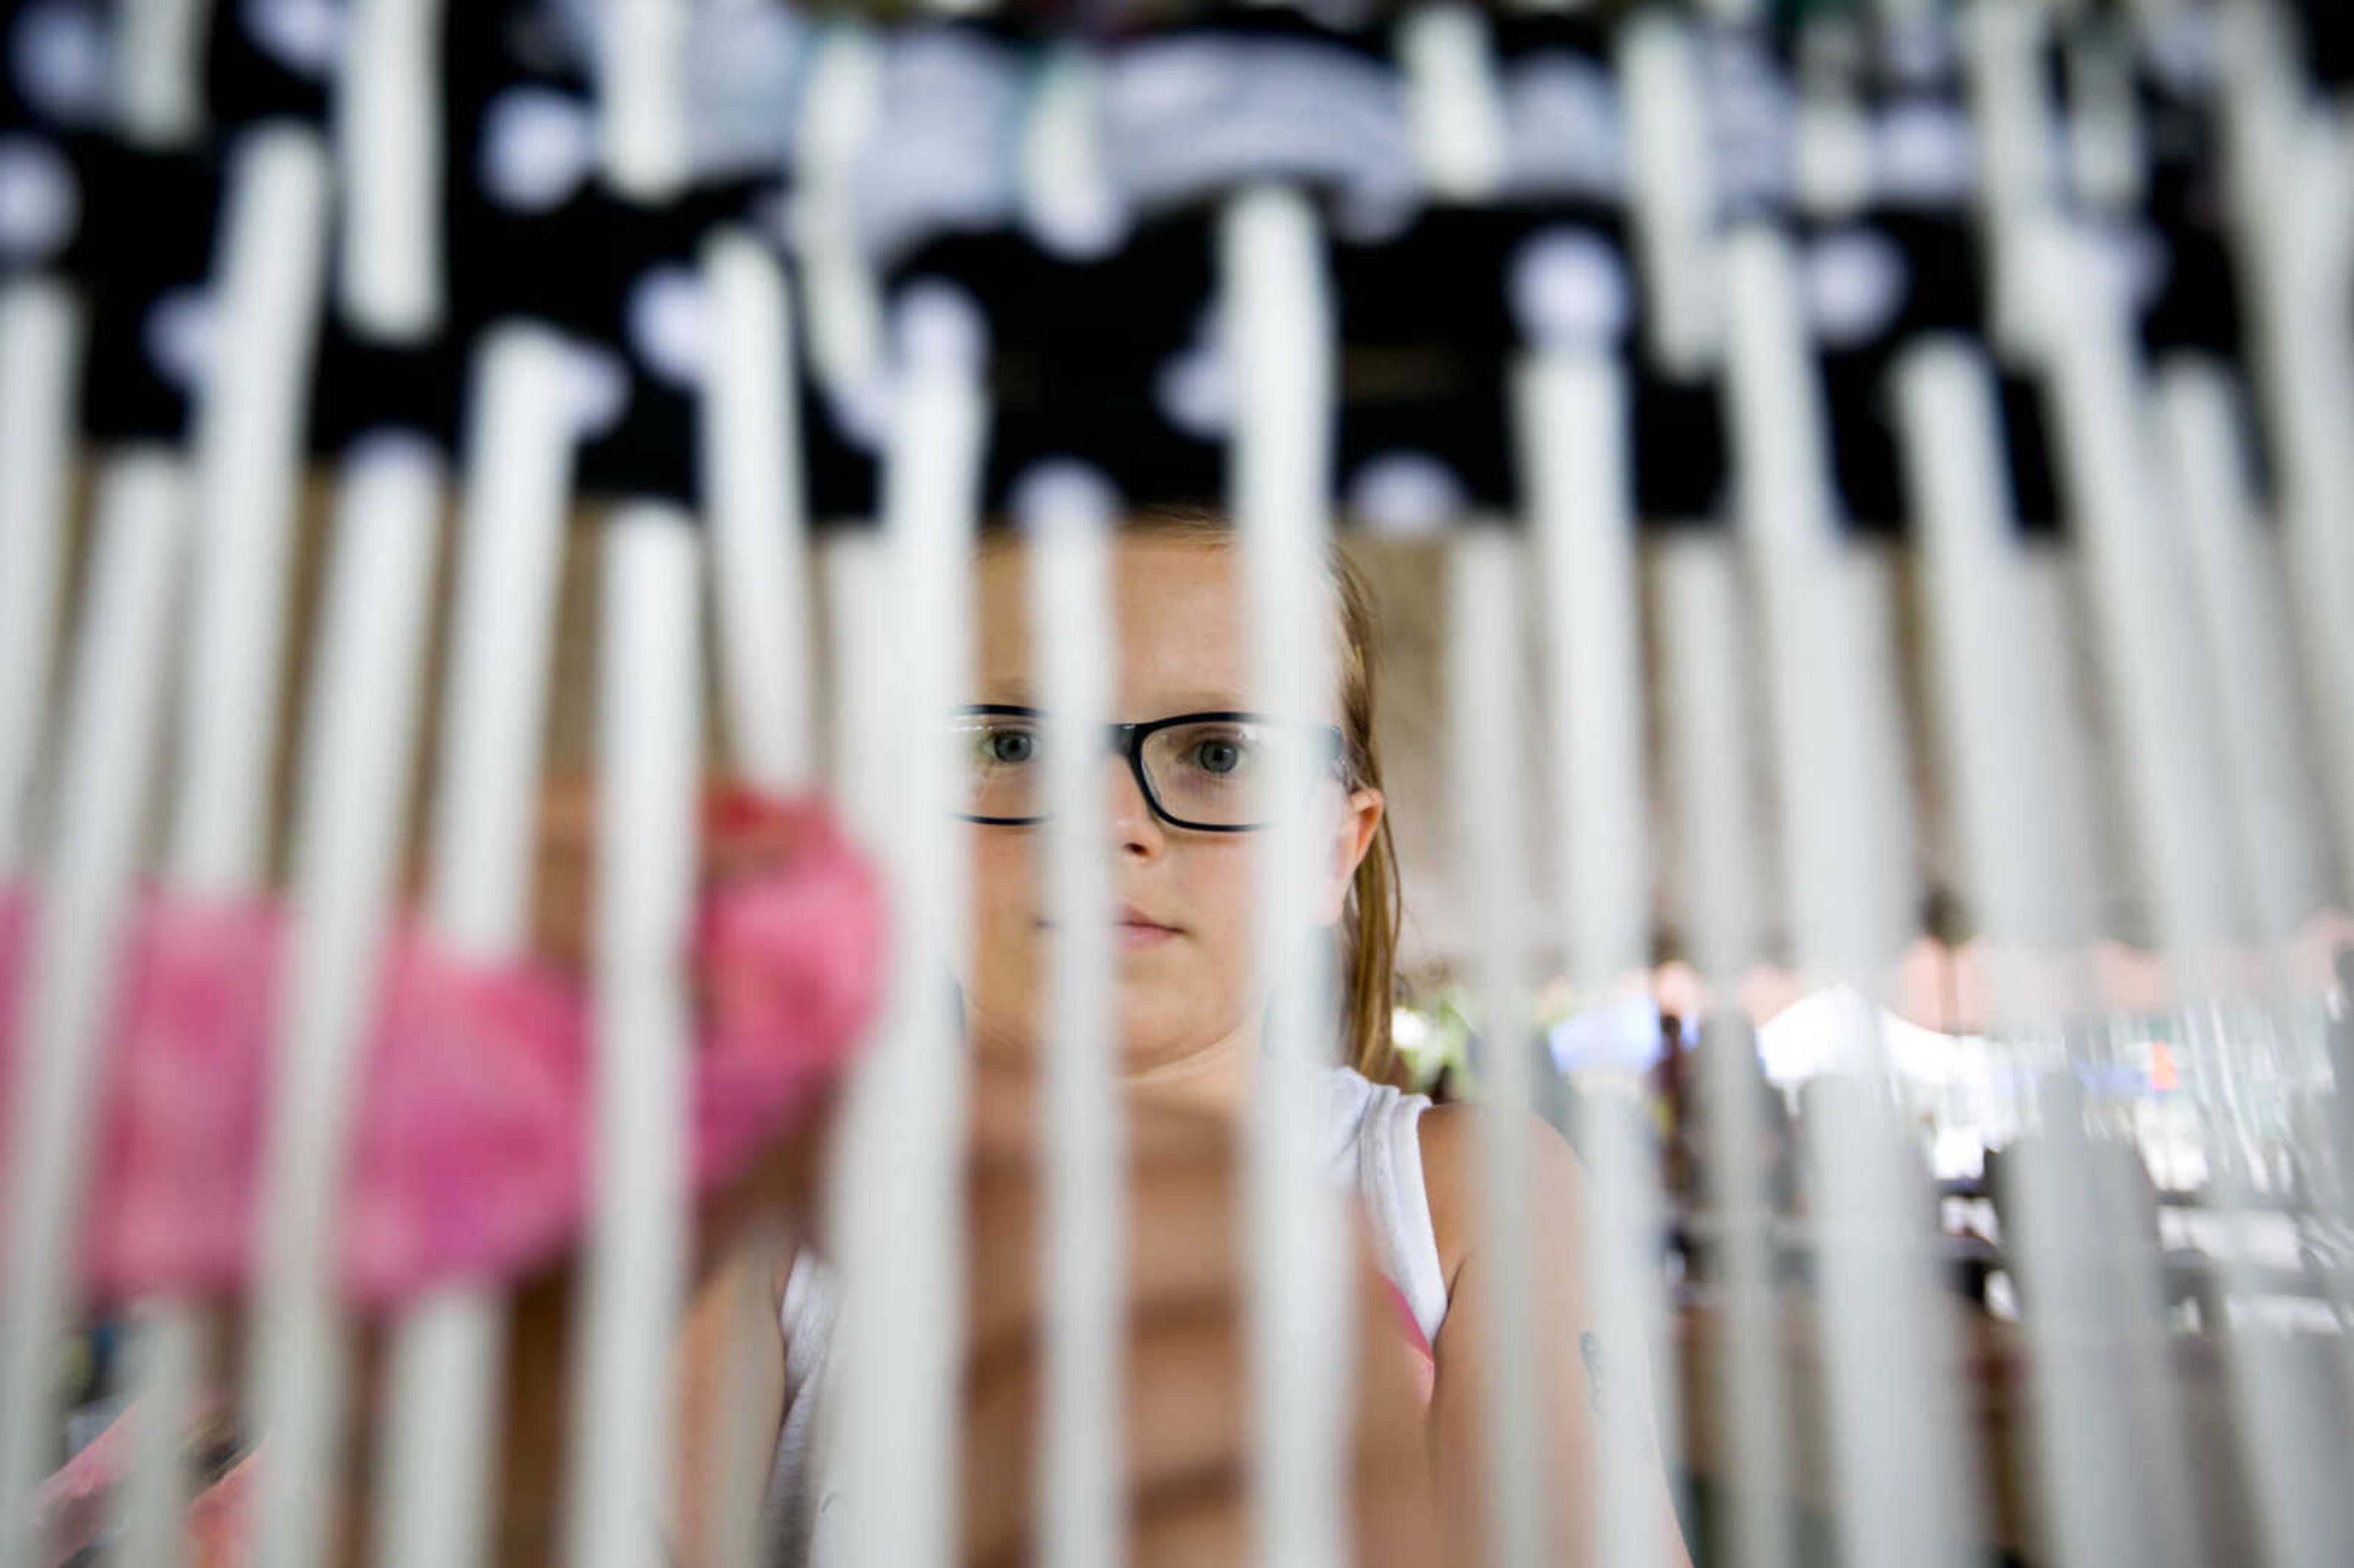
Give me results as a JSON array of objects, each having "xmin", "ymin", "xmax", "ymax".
[{"xmin": 951, "ymin": 714, "xmax": 1325, "ymax": 828}]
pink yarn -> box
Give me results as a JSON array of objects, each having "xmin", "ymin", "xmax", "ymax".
[
  {"xmin": 693, "ymin": 799, "xmax": 886, "ymax": 1185},
  {"xmin": 0, "ymin": 885, "xmax": 22, "ymax": 1147},
  {"xmin": 340, "ymin": 936, "xmax": 589, "ymax": 1303},
  {"xmin": 90, "ymin": 896, "xmax": 282, "ymax": 1298},
  {"xmin": 0, "ymin": 791, "xmax": 883, "ymax": 1307}
]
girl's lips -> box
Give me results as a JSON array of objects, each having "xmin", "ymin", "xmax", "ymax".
[
  {"xmin": 1116, "ymin": 919, "xmax": 1178, "ymax": 951},
  {"xmin": 1034, "ymin": 910, "xmax": 1182, "ymax": 951}
]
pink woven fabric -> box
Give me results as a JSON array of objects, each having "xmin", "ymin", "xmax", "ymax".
[{"xmin": 0, "ymin": 790, "xmax": 883, "ymax": 1307}]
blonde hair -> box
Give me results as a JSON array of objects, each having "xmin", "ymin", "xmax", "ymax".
[{"xmin": 1113, "ymin": 506, "xmax": 1403, "ymax": 1084}]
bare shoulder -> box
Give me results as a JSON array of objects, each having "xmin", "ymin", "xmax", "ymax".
[{"xmin": 1414, "ymin": 1102, "xmax": 1588, "ymax": 1294}]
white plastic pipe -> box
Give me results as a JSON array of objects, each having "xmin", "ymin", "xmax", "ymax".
[
  {"xmin": 1718, "ymin": 227, "xmax": 1900, "ymax": 981},
  {"xmin": 0, "ymin": 281, "xmax": 84, "ymax": 876},
  {"xmin": 1026, "ymin": 471, "xmax": 1128, "ymax": 1568},
  {"xmin": 115, "ymin": 0, "xmax": 211, "ymax": 148},
  {"xmin": 166, "ymin": 126, "xmax": 333, "ymax": 900},
  {"xmin": 2063, "ymin": 29, "xmax": 2146, "ymax": 218},
  {"xmin": 113, "ymin": 126, "xmax": 330, "ymax": 1568},
  {"xmin": 1221, "ymin": 184, "xmax": 1350, "ymax": 1568},
  {"xmin": 0, "ymin": 455, "xmax": 189, "ymax": 1568},
  {"xmin": 1893, "ymin": 338, "xmax": 2092, "ymax": 988},
  {"xmin": 243, "ymin": 436, "xmax": 445, "ymax": 1568},
  {"xmin": 373, "ymin": 326, "xmax": 582, "ymax": 1568},
  {"xmin": 1517, "ymin": 347, "xmax": 1669, "ymax": 1568},
  {"xmin": 1019, "ymin": 45, "xmax": 1124, "ymax": 262},
  {"xmin": 2025, "ymin": 221, "xmax": 2244, "ymax": 964},
  {"xmin": 2222, "ymin": 11, "xmax": 2354, "ymax": 904},
  {"xmin": 1719, "ymin": 224, "xmax": 1975, "ymax": 1568},
  {"xmin": 337, "ymin": 0, "xmax": 449, "ymax": 343},
  {"xmin": 562, "ymin": 506, "xmax": 704, "ymax": 1568},
  {"xmin": 2155, "ymin": 362, "xmax": 2333, "ymax": 948},
  {"xmin": 692, "ymin": 229, "xmax": 821, "ymax": 1568},
  {"xmin": 1400, "ymin": 4, "xmax": 1509, "ymax": 205},
  {"xmin": 1897, "ymin": 339, "xmax": 2167, "ymax": 1568},
  {"xmin": 1654, "ymin": 533, "xmax": 1789, "ymax": 1568},
  {"xmin": 1964, "ymin": 1, "xmax": 2062, "ymax": 359},
  {"xmin": 1446, "ymin": 528, "xmax": 1547, "ymax": 1568},
  {"xmin": 600, "ymin": 0, "xmax": 693, "ymax": 205},
  {"xmin": 702, "ymin": 231, "xmax": 818, "ymax": 794},
  {"xmin": 791, "ymin": 26, "xmax": 888, "ymax": 401},
  {"xmin": 2030, "ymin": 212, "xmax": 2353, "ymax": 1568},
  {"xmin": 1517, "ymin": 352, "xmax": 1648, "ymax": 992},
  {"xmin": 1618, "ymin": 13, "xmax": 1720, "ymax": 379},
  {"xmin": 825, "ymin": 284, "xmax": 987, "ymax": 1568}
]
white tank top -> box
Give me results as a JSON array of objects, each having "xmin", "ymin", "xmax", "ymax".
[{"xmin": 760, "ymin": 1065, "xmax": 1449, "ymax": 1567}]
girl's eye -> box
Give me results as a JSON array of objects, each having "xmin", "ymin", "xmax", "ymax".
[
  {"xmin": 1189, "ymin": 736, "xmax": 1249, "ymax": 775},
  {"xmin": 985, "ymin": 728, "xmax": 1037, "ymax": 766}
]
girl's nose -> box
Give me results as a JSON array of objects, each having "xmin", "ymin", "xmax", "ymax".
[{"xmin": 1106, "ymin": 755, "xmax": 1163, "ymax": 857}]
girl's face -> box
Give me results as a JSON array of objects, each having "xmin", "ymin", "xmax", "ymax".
[{"xmin": 962, "ymin": 535, "xmax": 1385, "ymax": 1083}]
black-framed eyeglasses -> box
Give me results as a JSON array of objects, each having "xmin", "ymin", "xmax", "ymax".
[{"xmin": 949, "ymin": 704, "xmax": 1347, "ymax": 832}]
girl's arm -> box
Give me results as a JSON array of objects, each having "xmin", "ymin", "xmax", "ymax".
[
  {"xmin": 669, "ymin": 1231, "xmax": 791, "ymax": 1568},
  {"xmin": 1420, "ymin": 1106, "xmax": 1696, "ymax": 1568}
]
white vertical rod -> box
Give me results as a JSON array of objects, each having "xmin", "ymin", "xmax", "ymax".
[
  {"xmin": 2063, "ymin": 28, "xmax": 2147, "ymax": 218},
  {"xmin": 115, "ymin": 0, "xmax": 212, "ymax": 148},
  {"xmin": 1028, "ymin": 476, "xmax": 1127, "ymax": 1568},
  {"xmin": 243, "ymin": 438, "xmax": 445, "ymax": 1568},
  {"xmin": 374, "ymin": 326, "xmax": 582, "ymax": 1568},
  {"xmin": 113, "ymin": 1296, "xmax": 205, "ymax": 1568},
  {"xmin": 821, "ymin": 535, "xmax": 896, "ymax": 842},
  {"xmin": 693, "ymin": 229, "xmax": 818, "ymax": 1568},
  {"xmin": 1964, "ymin": 0, "xmax": 2062, "ymax": 359},
  {"xmin": 2220, "ymin": 2, "xmax": 2306, "ymax": 283},
  {"xmin": 427, "ymin": 329, "xmax": 582, "ymax": 954},
  {"xmin": 791, "ymin": 26, "xmax": 887, "ymax": 400},
  {"xmin": 600, "ymin": 0, "xmax": 693, "ymax": 205},
  {"xmin": 1656, "ymin": 534, "xmax": 1791, "ymax": 1568},
  {"xmin": 1398, "ymin": 4, "xmax": 1509, "ymax": 205},
  {"xmin": 562, "ymin": 508, "xmax": 703, "ymax": 1568},
  {"xmin": 1892, "ymin": 337, "xmax": 2092, "ymax": 980},
  {"xmin": 118, "ymin": 126, "xmax": 327, "ymax": 1568},
  {"xmin": 2223, "ymin": 9, "xmax": 2354, "ymax": 902},
  {"xmin": 1719, "ymin": 224, "xmax": 1973, "ymax": 1568},
  {"xmin": 1518, "ymin": 352, "xmax": 1649, "ymax": 999},
  {"xmin": 0, "ymin": 455, "xmax": 188, "ymax": 1568},
  {"xmin": 1446, "ymin": 529, "xmax": 1546, "ymax": 1568},
  {"xmin": 702, "ymin": 231, "xmax": 818, "ymax": 794},
  {"xmin": 2155, "ymin": 362, "xmax": 2333, "ymax": 949},
  {"xmin": 1221, "ymin": 185, "xmax": 1349, "ymax": 1568},
  {"xmin": 164, "ymin": 126, "xmax": 333, "ymax": 899},
  {"xmin": 0, "ymin": 281, "xmax": 85, "ymax": 876},
  {"xmin": 2032, "ymin": 216, "xmax": 2350, "ymax": 1568},
  {"xmin": 2027, "ymin": 223, "xmax": 2242, "ymax": 966},
  {"xmin": 1618, "ymin": 13, "xmax": 1720, "ymax": 380},
  {"xmin": 1897, "ymin": 339, "xmax": 2162, "ymax": 1568},
  {"xmin": 1516, "ymin": 349, "xmax": 1667, "ymax": 1568},
  {"xmin": 1692, "ymin": 0, "xmax": 1764, "ymax": 26},
  {"xmin": 826, "ymin": 289, "xmax": 986, "ymax": 1568},
  {"xmin": 1867, "ymin": 0, "xmax": 1935, "ymax": 26},
  {"xmin": 1018, "ymin": 46, "xmax": 1122, "ymax": 262},
  {"xmin": 337, "ymin": 0, "xmax": 449, "ymax": 343},
  {"xmin": 1719, "ymin": 228, "xmax": 1897, "ymax": 983}
]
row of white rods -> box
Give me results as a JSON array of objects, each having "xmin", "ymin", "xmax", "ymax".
[{"xmin": 0, "ymin": 7, "xmax": 2350, "ymax": 1568}]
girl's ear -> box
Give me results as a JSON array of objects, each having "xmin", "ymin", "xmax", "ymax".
[{"xmin": 1319, "ymin": 786, "xmax": 1385, "ymax": 926}]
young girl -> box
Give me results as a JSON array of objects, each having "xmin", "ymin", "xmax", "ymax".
[{"xmin": 677, "ymin": 509, "xmax": 1696, "ymax": 1568}]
